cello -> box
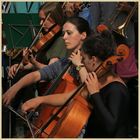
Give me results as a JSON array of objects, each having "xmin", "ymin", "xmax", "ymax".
[
  {"xmin": 25, "ymin": 61, "xmax": 77, "ymax": 137},
  {"xmin": 25, "ymin": 44, "xmax": 129, "ymax": 138}
]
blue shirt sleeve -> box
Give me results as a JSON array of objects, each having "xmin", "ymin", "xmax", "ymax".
[{"xmin": 38, "ymin": 58, "xmax": 68, "ymax": 81}]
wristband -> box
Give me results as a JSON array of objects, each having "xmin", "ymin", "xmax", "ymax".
[{"xmin": 76, "ymin": 64, "xmax": 84, "ymax": 71}]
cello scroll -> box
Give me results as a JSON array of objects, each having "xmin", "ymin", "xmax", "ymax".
[{"xmin": 95, "ymin": 44, "xmax": 129, "ymax": 78}]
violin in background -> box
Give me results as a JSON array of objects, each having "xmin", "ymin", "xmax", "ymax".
[{"xmin": 62, "ymin": 2, "xmax": 90, "ymax": 17}]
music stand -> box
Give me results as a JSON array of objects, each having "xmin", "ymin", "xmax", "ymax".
[
  {"xmin": 2, "ymin": 13, "xmax": 40, "ymax": 138},
  {"xmin": 2, "ymin": 13, "xmax": 40, "ymax": 49}
]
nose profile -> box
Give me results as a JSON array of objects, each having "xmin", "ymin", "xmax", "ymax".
[{"xmin": 62, "ymin": 32, "xmax": 68, "ymax": 40}]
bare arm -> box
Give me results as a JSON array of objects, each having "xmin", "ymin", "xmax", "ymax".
[
  {"xmin": 23, "ymin": 48, "xmax": 47, "ymax": 69},
  {"xmin": 22, "ymin": 90, "xmax": 75, "ymax": 112},
  {"xmin": 8, "ymin": 63, "xmax": 34, "ymax": 78},
  {"xmin": 29, "ymin": 58, "xmax": 47, "ymax": 69},
  {"xmin": 3, "ymin": 71, "xmax": 41, "ymax": 106},
  {"xmin": 29, "ymin": 54, "xmax": 60, "ymax": 69},
  {"xmin": 23, "ymin": 47, "xmax": 60, "ymax": 70},
  {"xmin": 23, "ymin": 62, "xmax": 34, "ymax": 70},
  {"xmin": 27, "ymin": 56, "xmax": 59, "ymax": 69},
  {"xmin": 21, "ymin": 86, "xmax": 88, "ymax": 113}
]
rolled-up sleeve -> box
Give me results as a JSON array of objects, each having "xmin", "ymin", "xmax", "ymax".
[{"xmin": 38, "ymin": 60, "xmax": 63, "ymax": 81}]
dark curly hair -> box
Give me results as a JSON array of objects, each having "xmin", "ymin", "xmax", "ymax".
[{"xmin": 81, "ymin": 30, "xmax": 116, "ymax": 61}]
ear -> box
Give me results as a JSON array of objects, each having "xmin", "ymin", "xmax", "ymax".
[
  {"xmin": 81, "ymin": 32, "xmax": 87, "ymax": 40},
  {"xmin": 91, "ymin": 56, "xmax": 96, "ymax": 61},
  {"xmin": 91, "ymin": 56, "xmax": 101, "ymax": 67},
  {"xmin": 91, "ymin": 56, "xmax": 97, "ymax": 66}
]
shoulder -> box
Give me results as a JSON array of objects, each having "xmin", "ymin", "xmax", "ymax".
[
  {"xmin": 105, "ymin": 81, "xmax": 127, "ymax": 90},
  {"xmin": 103, "ymin": 81, "xmax": 128, "ymax": 98}
]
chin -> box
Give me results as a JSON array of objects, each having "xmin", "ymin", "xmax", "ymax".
[{"xmin": 66, "ymin": 45, "xmax": 72, "ymax": 49}]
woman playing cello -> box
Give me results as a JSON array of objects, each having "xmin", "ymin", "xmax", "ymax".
[{"xmin": 22, "ymin": 30, "xmax": 130, "ymax": 138}]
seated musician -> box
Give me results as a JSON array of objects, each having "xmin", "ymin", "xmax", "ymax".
[
  {"xmin": 8, "ymin": 2, "xmax": 67, "ymax": 79},
  {"xmin": 23, "ymin": 31, "xmax": 130, "ymax": 138},
  {"xmin": 3, "ymin": 17, "xmax": 130, "ymax": 137},
  {"xmin": 62, "ymin": 2, "xmax": 92, "ymax": 26}
]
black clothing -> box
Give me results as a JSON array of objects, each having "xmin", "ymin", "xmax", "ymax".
[{"xmin": 84, "ymin": 81, "xmax": 130, "ymax": 138}]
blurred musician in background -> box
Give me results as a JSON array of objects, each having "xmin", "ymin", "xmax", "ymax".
[{"xmin": 89, "ymin": 2, "xmax": 138, "ymax": 82}]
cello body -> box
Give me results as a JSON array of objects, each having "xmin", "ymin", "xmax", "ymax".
[
  {"xmin": 29, "ymin": 94, "xmax": 91, "ymax": 138},
  {"xmin": 48, "ymin": 95, "xmax": 91, "ymax": 138},
  {"xmin": 26, "ymin": 74, "xmax": 78, "ymax": 137}
]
